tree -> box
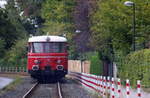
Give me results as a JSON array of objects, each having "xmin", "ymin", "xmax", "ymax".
[
  {"xmin": 4, "ymin": 0, "xmax": 27, "ymax": 47},
  {"xmin": 0, "ymin": 0, "xmax": 27, "ymax": 58},
  {"xmin": 41, "ymin": 0, "xmax": 75, "ymax": 35},
  {"xmin": 90, "ymin": 0, "xmax": 150, "ymax": 60},
  {"xmin": 41, "ymin": 0, "xmax": 77, "ymax": 59}
]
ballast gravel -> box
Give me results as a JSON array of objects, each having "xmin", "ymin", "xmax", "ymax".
[
  {"xmin": 0, "ymin": 75, "xmax": 98, "ymax": 98},
  {"xmin": 61, "ymin": 78, "xmax": 98, "ymax": 98}
]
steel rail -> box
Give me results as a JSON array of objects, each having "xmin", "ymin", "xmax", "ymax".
[
  {"xmin": 22, "ymin": 82, "xmax": 39, "ymax": 98},
  {"xmin": 57, "ymin": 82, "xmax": 63, "ymax": 98}
]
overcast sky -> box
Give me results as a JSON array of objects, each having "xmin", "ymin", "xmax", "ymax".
[{"xmin": 0, "ymin": 1, "xmax": 7, "ymax": 9}]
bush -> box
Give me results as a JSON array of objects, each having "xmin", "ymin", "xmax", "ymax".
[
  {"xmin": 119, "ymin": 49, "xmax": 150, "ymax": 87},
  {"xmin": 87, "ymin": 52, "xmax": 103, "ymax": 75},
  {"xmin": 2, "ymin": 39, "xmax": 27, "ymax": 67},
  {"xmin": 0, "ymin": 39, "xmax": 6, "ymax": 57}
]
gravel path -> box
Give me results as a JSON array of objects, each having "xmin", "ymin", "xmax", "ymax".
[{"xmin": 61, "ymin": 78, "xmax": 98, "ymax": 98}]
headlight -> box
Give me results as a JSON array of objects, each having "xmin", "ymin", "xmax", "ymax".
[
  {"xmin": 32, "ymin": 65, "xmax": 39, "ymax": 71},
  {"xmin": 34, "ymin": 60, "xmax": 40, "ymax": 64},
  {"xmin": 57, "ymin": 60, "xmax": 61, "ymax": 64},
  {"xmin": 56, "ymin": 65, "xmax": 64, "ymax": 70}
]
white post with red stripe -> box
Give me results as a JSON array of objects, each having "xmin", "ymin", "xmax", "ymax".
[
  {"xmin": 137, "ymin": 80, "xmax": 141, "ymax": 97},
  {"xmin": 107, "ymin": 76, "xmax": 110, "ymax": 93},
  {"xmin": 95, "ymin": 75, "xmax": 98, "ymax": 92},
  {"xmin": 97, "ymin": 76, "xmax": 101, "ymax": 94},
  {"xmin": 117, "ymin": 78, "xmax": 121, "ymax": 98},
  {"xmin": 126, "ymin": 79, "xmax": 130, "ymax": 98},
  {"xmin": 81, "ymin": 73, "xmax": 83, "ymax": 83},
  {"xmin": 98, "ymin": 76, "xmax": 101, "ymax": 95},
  {"xmin": 103, "ymin": 76, "xmax": 106, "ymax": 96},
  {"xmin": 100, "ymin": 76, "xmax": 103, "ymax": 95},
  {"xmin": 111, "ymin": 77, "xmax": 115, "ymax": 98}
]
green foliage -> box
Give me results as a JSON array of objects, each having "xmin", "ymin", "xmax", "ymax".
[
  {"xmin": 41, "ymin": 0, "xmax": 75, "ymax": 35},
  {"xmin": 68, "ymin": 42, "xmax": 79, "ymax": 60},
  {"xmin": 90, "ymin": 0, "xmax": 150, "ymax": 59},
  {"xmin": 0, "ymin": 0, "xmax": 76, "ymax": 67},
  {"xmin": 119, "ymin": 49, "xmax": 150, "ymax": 87},
  {"xmin": 91, "ymin": 0, "xmax": 130, "ymax": 54},
  {"xmin": 0, "ymin": 0, "xmax": 28, "ymax": 67},
  {"xmin": 41, "ymin": 0, "xmax": 76, "ymax": 59},
  {"xmin": 5, "ymin": 1, "xmax": 27, "ymax": 38},
  {"xmin": 89, "ymin": 0, "xmax": 150, "ymax": 80},
  {"xmin": 0, "ymin": 1, "xmax": 27, "ymax": 59},
  {"xmin": 88, "ymin": 52, "xmax": 103, "ymax": 75},
  {"xmin": 16, "ymin": 0, "xmax": 43, "ymax": 16},
  {"xmin": 1, "ymin": 39, "xmax": 27, "ymax": 67},
  {"xmin": 0, "ymin": 39, "xmax": 6, "ymax": 57}
]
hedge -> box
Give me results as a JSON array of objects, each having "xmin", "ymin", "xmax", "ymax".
[{"xmin": 119, "ymin": 49, "xmax": 150, "ymax": 87}]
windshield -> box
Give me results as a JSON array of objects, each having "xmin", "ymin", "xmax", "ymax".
[{"xmin": 29, "ymin": 42, "xmax": 66, "ymax": 53}]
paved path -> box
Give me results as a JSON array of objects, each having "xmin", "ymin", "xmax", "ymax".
[{"xmin": 0, "ymin": 77, "xmax": 13, "ymax": 89}]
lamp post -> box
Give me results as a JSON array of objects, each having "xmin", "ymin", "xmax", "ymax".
[
  {"xmin": 124, "ymin": 1, "xmax": 136, "ymax": 51},
  {"xmin": 75, "ymin": 30, "xmax": 81, "ymax": 34}
]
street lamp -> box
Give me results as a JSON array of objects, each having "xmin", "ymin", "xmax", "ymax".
[
  {"xmin": 75, "ymin": 30, "xmax": 81, "ymax": 34},
  {"xmin": 124, "ymin": 1, "xmax": 136, "ymax": 51}
]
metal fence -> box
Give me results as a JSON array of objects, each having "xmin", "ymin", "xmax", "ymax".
[{"xmin": 0, "ymin": 66, "xmax": 27, "ymax": 73}]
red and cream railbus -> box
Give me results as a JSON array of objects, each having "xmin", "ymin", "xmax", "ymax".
[{"xmin": 27, "ymin": 35, "xmax": 68, "ymax": 81}]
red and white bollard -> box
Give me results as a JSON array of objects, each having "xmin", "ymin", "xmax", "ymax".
[
  {"xmin": 107, "ymin": 76, "xmax": 110, "ymax": 93},
  {"xmin": 103, "ymin": 76, "xmax": 106, "ymax": 96},
  {"xmin": 95, "ymin": 75, "xmax": 99, "ymax": 92},
  {"xmin": 98, "ymin": 76, "xmax": 101, "ymax": 94},
  {"xmin": 100, "ymin": 76, "xmax": 103, "ymax": 95},
  {"xmin": 137, "ymin": 80, "xmax": 141, "ymax": 97},
  {"xmin": 117, "ymin": 78, "xmax": 121, "ymax": 98},
  {"xmin": 126, "ymin": 79, "xmax": 130, "ymax": 98},
  {"xmin": 99, "ymin": 76, "xmax": 101, "ymax": 94},
  {"xmin": 111, "ymin": 77, "xmax": 115, "ymax": 98}
]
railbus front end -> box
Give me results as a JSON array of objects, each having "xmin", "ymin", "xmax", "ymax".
[{"xmin": 27, "ymin": 36, "xmax": 68, "ymax": 82}]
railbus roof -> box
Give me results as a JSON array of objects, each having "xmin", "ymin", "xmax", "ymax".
[{"xmin": 28, "ymin": 35, "xmax": 67, "ymax": 42}]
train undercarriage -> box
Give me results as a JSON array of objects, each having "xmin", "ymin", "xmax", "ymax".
[{"xmin": 28, "ymin": 69, "xmax": 67, "ymax": 83}]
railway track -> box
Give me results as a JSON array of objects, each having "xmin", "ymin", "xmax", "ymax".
[
  {"xmin": 22, "ymin": 82, "xmax": 39, "ymax": 98},
  {"xmin": 22, "ymin": 82, "xmax": 63, "ymax": 98},
  {"xmin": 57, "ymin": 82, "xmax": 63, "ymax": 98}
]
